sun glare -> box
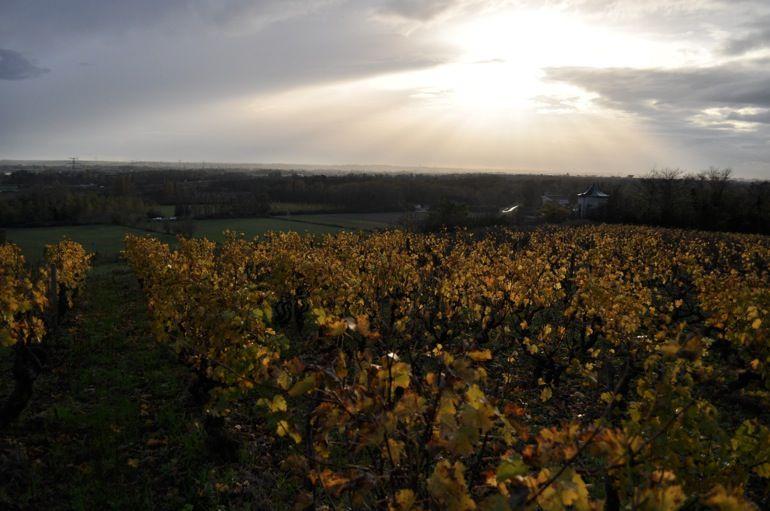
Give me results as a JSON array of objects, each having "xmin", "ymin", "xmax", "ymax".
[
  {"xmin": 236, "ymin": 4, "xmax": 704, "ymax": 171},
  {"xmin": 368, "ymin": 6, "xmax": 692, "ymax": 116}
]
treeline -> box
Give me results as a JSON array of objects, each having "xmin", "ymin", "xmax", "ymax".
[
  {"xmin": 1, "ymin": 167, "xmax": 614, "ymax": 213},
  {"xmin": 422, "ymin": 169, "xmax": 770, "ymax": 235},
  {"xmin": 603, "ymin": 168, "xmax": 770, "ymax": 234},
  {"xmin": 207, "ymin": 172, "xmax": 583, "ymax": 212},
  {"xmin": 0, "ymin": 186, "xmax": 152, "ymax": 227},
  {"xmin": 172, "ymin": 193, "xmax": 269, "ymax": 219},
  {"xmin": 2, "ymin": 166, "xmax": 769, "ymax": 234}
]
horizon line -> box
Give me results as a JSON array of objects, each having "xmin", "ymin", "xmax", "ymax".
[{"xmin": 0, "ymin": 158, "xmax": 722, "ymax": 180}]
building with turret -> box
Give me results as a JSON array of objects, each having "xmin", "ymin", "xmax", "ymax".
[{"xmin": 577, "ymin": 184, "xmax": 609, "ymax": 218}]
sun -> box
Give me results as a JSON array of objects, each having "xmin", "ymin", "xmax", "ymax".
[
  {"xmin": 239, "ymin": 3, "xmax": 690, "ymax": 170},
  {"xmin": 443, "ymin": 8, "xmax": 618, "ymax": 111},
  {"xmin": 369, "ymin": 5, "xmax": 683, "ymax": 115},
  {"xmin": 366, "ymin": 8, "xmax": 597, "ymax": 114}
]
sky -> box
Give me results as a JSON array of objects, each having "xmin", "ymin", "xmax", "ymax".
[{"xmin": 1, "ymin": 0, "xmax": 769, "ymax": 178}]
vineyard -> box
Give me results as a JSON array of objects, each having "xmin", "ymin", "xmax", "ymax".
[
  {"xmin": 1, "ymin": 240, "xmax": 92, "ymax": 428},
  {"xmin": 118, "ymin": 225, "xmax": 770, "ymax": 510}
]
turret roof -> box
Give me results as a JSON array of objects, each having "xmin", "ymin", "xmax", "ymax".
[{"xmin": 578, "ymin": 183, "xmax": 609, "ymax": 198}]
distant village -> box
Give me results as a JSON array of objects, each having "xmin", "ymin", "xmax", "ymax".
[{"xmin": 496, "ymin": 183, "xmax": 609, "ymax": 220}]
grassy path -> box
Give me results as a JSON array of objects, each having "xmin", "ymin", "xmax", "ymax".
[{"xmin": 0, "ymin": 266, "xmax": 228, "ymax": 510}]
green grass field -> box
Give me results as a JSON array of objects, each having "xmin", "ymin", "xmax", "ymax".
[
  {"xmin": 5, "ymin": 218, "xmax": 342, "ymax": 264},
  {"xmin": 4, "ymin": 225, "xmax": 177, "ymax": 264},
  {"xmin": 192, "ymin": 217, "xmax": 340, "ymax": 241},
  {"xmin": 275, "ymin": 212, "xmax": 406, "ymax": 230},
  {"xmin": 268, "ymin": 202, "xmax": 333, "ymax": 214},
  {"xmin": 154, "ymin": 204, "xmax": 176, "ymax": 217},
  {"xmin": 4, "ymin": 214, "xmax": 401, "ymax": 265}
]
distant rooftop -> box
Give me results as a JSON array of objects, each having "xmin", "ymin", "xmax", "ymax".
[{"xmin": 578, "ymin": 184, "xmax": 609, "ymax": 198}]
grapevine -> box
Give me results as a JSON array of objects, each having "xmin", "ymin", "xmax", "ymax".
[
  {"xmin": 125, "ymin": 226, "xmax": 770, "ymax": 509},
  {"xmin": 1, "ymin": 240, "xmax": 93, "ymax": 426}
]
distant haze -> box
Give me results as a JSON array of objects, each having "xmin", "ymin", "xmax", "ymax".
[{"xmin": 1, "ymin": 1, "xmax": 769, "ymax": 179}]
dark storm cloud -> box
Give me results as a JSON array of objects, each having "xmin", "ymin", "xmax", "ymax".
[
  {"xmin": 0, "ymin": 1, "xmax": 335, "ymax": 49},
  {"xmin": 0, "ymin": 0, "xmax": 453, "ymax": 90},
  {"xmin": 724, "ymin": 29, "xmax": 770, "ymax": 55},
  {"xmin": 0, "ymin": 0, "xmax": 454, "ymax": 138},
  {"xmin": 727, "ymin": 110, "xmax": 770, "ymax": 124},
  {"xmin": 545, "ymin": 59, "xmax": 770, "ymax": 171},
  {"xmin": 0, "ymin": 0, "xmax": 186, "ymax": 47},
  {"xmin": 0, "ymin": 49, "xmax": 48, "ymax": 80},
  {"xmin": 722, "ymin": 23, "xmax": 770, "ymax": 56},
  {"xmin": 545, "ymin": 60, "xmax": 770, "ymax": 112}
]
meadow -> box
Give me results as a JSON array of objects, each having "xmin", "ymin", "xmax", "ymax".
[
  {"xmin": 4, "ymin": 224, "xmax": 176, "ymax": 263},
  {"xmin": 4, "ymin": 213, "xmax": 405, "ymax": 263},
  {"xmin": 274, "ymin": 212, "xmax": 406, "ymax": 230}
]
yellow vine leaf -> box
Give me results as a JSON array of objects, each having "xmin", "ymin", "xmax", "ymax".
[
  {"xmin": 427, "ymin": 460, "xmax": 476, "ymax": 511},
  {"xmin": 468, "ymin": 350, "xmax": 492, "ymax": 362}
]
